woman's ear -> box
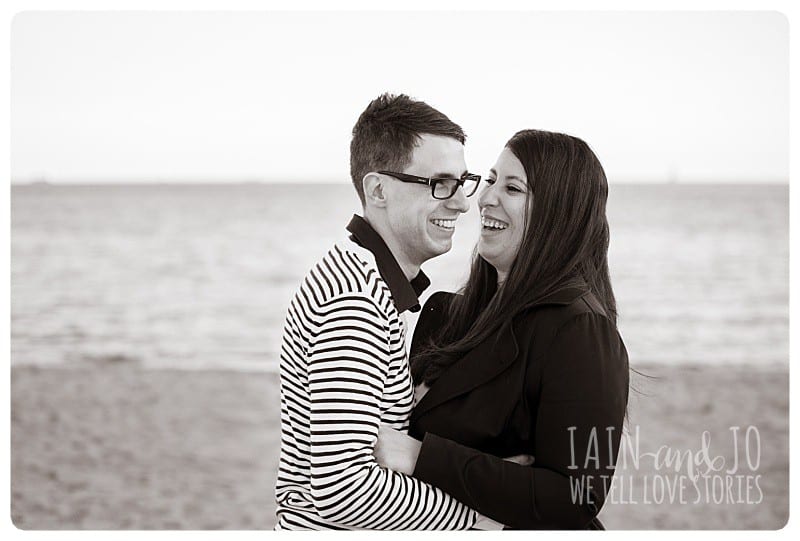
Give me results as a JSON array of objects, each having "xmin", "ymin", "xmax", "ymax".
[{"xmin": 362, "ymin": 173, "xmax": 388, "ymax": 208}]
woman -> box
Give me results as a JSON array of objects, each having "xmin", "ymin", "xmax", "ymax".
[{"xmin": 374, "ymin": 129, "xmax": 629, "ymax": 529}]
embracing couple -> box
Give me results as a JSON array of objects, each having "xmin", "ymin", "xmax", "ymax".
[{"xmin": 274, "ymin": 93, "xmax": 629, "ymax": 530}]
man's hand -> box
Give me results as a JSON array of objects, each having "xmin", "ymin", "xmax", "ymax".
[{"xmin": 374, "ymin": 424, "xmax": 422, "ymax": 475}]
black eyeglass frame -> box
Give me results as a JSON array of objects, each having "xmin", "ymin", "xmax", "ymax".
[{"xmin": 377, "ymin": 170, "xmax": 482, "ymax": 200}]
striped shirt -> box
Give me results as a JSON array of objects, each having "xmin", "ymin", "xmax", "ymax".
[{"xmin": 274, "ymin": 216, "xmax": 477, "ymax": 530}]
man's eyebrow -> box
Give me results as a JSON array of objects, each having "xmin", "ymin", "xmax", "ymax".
[{"xmin": 432, "ymin": 170, "xmax": 467, "ymax": 179}]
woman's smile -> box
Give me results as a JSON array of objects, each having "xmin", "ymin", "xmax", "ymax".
[{"xmin": 480, "ymin": 214, "xmax": 509, "ymax": 232}]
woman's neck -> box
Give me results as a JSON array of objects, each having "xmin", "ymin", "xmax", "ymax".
[{"xmin": 496, "ymin": 269, "xmax": 508, "ymax": 287}]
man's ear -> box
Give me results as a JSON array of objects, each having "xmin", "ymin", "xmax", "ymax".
[{"xmin": 362, "ymin": 173, "xmax": 388, "ymax": 208}]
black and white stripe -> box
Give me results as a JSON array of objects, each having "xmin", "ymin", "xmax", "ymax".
[{"xmin": 275, "ymin": 237, "xmax": 476, "ymax": 530}]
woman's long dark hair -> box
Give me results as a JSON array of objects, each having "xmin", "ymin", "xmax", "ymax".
[{"xmin": 411, "ymin": 129, "xmax": 617, "ymax": 386}]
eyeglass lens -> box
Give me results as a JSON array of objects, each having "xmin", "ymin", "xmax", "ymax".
[{"xmin": 432, "ymin": 177, "xmax": 480, "ymax": 199}]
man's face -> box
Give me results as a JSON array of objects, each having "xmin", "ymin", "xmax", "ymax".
[{"xmin": 383, "ymin": 134, "xmax": 470, "ymax": 268}]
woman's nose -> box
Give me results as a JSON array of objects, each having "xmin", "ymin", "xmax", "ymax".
[{"xmin": 478, "ymin": 183, "xmax": 497, "ymax": 209}]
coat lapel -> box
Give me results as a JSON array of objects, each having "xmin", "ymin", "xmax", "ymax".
[
  {"xmin": 411, "ymin": 319, "xmax": 519, "ymax": 421},
  {"xmin": 410, "ymin": 282, "xmax": 591, "ymax": 423}
]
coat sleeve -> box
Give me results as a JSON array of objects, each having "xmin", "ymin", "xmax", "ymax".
[{"xmin": 411, "ymin": 312, "xmax": 629, "ymax": 529}]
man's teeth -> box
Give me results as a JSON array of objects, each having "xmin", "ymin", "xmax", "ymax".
[
  {"xmin": 431, "ymin": 219, "xmax": 456, "ymax": 229},
  {"xmin": 481, "ymin": 217, "xmax": 509, "ymax": 230}
]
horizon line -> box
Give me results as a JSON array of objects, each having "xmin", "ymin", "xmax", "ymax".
[{"xmin": 9, "ymin": 177, "xmax": 791, "ymax": 186}]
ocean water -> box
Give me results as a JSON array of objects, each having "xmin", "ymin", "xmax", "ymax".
[{"xmin": 10, "ymin": 183, "xmax": 788, "ymax": 370}]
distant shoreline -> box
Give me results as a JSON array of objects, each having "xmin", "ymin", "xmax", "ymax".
[
  {"xmin": 8, "ymin": 360, "xmax": 791, "ymax": 374},
  {"xmin": 9, "ymin": 180, "xmax": 791, "ymax": 188}
]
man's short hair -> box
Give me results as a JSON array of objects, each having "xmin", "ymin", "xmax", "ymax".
[{"xmin": 349, "ymin": 93, "xmax": 466, "ymax": 205}]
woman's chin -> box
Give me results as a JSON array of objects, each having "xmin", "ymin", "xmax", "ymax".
[
  {"xmin": 478, "ymin": 248, "xmax": 512, "ymax": 278},
  {"xmin": 477, "ymin": 247, "xmax": 498, "ymax": 268}
]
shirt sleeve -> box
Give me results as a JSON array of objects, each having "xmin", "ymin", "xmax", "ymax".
[
  {"xmin": 307, "ymin": 293, "xmax": 477, "ymax": 530},
  {"xmin": 412, "ymin": 312, "xmax": 629, "ymax": 529}
]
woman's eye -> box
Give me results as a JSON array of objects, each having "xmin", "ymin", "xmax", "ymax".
[
  {"xmin": 485, "ymin": 177, "xmax": 497, "ymax": 186},
  {"xmin": 508, "ymin": 185, "xmax": 524, "ymax": 193}
]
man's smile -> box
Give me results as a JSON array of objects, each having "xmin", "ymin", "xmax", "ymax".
[{"xmin": 430, "ymin": 218, "xmax": 457, "ymax": 231}]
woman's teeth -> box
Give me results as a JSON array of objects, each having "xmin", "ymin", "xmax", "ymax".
[
  {"xmin": 431, "ymin": 219, "xmax": 455, "ymax": 230},
  {"xmin": 481, "ymin": 217, "xmax": 509, "ymax": 230}
]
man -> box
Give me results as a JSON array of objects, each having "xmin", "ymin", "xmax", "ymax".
[{"xmin": 274, "ymin": 93, "xmax": 482, "ymax": 530}]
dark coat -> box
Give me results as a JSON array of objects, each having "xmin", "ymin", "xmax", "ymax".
[{"xmin": 408, "ymin": 283, "xmax": 629, "ymax": 530}]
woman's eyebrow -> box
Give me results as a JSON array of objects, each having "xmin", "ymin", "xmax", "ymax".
[
  {"xmin": 505, "ymin": 175, "xmax": 525, "ymax": 182},
  {"xmin": 489, "ymin": 169, "xmax": 525, "ymax": 183}
]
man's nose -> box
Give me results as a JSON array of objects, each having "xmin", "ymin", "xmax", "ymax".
[{"xmin": 445, "ymin": 186, "xmax": 470, "ymax": 213}]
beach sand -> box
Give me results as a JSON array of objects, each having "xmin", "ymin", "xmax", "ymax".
[{"xmin": 10, "ymin": 362, "xmax": 788, "ymax": 530}]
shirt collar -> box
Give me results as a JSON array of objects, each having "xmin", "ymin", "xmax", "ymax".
[{"xmin": 346, "ymin": 214, "xmax": 430, "ymax": 313}]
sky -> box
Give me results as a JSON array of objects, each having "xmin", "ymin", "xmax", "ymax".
[{"xmin": 10, "ymin": 10, "xmax": 789, "ymax": 184}]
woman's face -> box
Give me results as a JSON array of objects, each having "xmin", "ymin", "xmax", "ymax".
[{"xmin": 477, "ymin": 147, "xmax": 530, "ymax": 280}]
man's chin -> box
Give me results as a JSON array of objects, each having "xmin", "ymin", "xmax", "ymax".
[{"xmin": 425, "ymin": 240, "xmax": 453, "ymax": 260}]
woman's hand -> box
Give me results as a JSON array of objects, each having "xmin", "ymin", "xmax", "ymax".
[
  {"xmin": 503, "ymin": 454, "xmax": 535, "ymax": 466},
  {"xmin": 373, "ymin": 424, "xmax": 422, "ymax": 475}
]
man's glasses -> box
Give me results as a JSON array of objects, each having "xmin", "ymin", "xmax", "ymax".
[{"xmin": 378, "ymin": 171, "xmax": 482, "ymax": 200}]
